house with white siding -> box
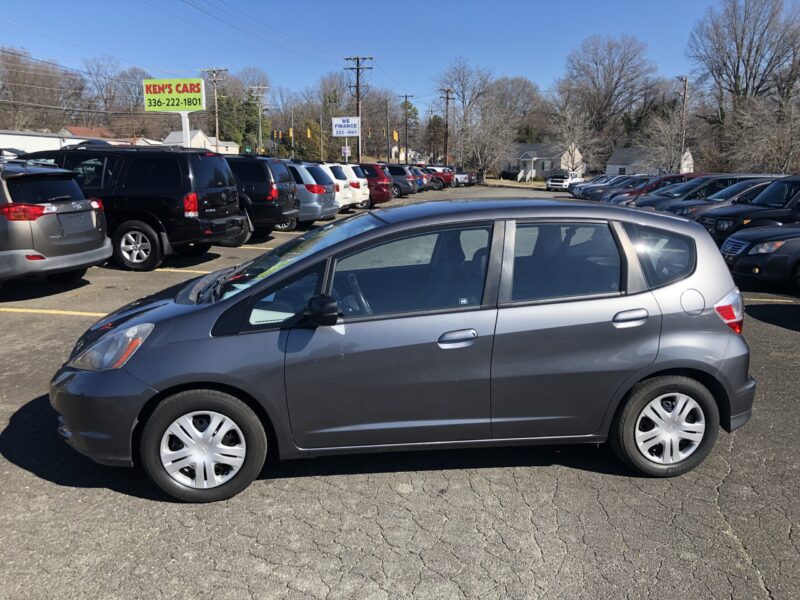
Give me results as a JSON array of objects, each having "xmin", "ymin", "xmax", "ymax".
[
  {"xmin": 606, "ymin": 146, "xmax": 694, "ymax": 176},
  {"xmin": 506, "ymin": 143, "xmax": 584, "ymax": 181}
]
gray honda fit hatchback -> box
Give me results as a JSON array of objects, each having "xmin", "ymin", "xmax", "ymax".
[{"xmin": 50, "ymin": 200, "xmax": 755, "ymax": 502}]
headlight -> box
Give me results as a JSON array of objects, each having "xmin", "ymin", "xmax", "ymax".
[
  {"xmin": 67, "ymin": 323, "xmax": 154, "ymax": 371},
  {"xmin": 674, "ymin": 207, "xmax": 697, "ymax": 216},
  {"xmin": 716, "ymin": 219, "xmax": 734, "ymax": 230},
  {"xmin": 748, "ymin": 241, "xmax": 786, "ymax": 255}
]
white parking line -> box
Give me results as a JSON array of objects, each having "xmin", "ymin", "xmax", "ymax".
[
  {"xmin": 238, "ymin": 246, "xmax": 274, "ymax": 251},
  {"xmin": 156, "ymin": 267, "xmax": 212, "ymax": 274}
]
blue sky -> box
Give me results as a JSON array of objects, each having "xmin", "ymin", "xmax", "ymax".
[{"xmin": 1, "ymin": 0, "xmax": 717, "ymax": 109}]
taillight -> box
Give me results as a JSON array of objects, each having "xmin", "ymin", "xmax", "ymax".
[
  {"xmin": 183, "ymin": 192, "xmax": 199, "ymax": 218},
  {"xmin": 89, "ymin": 198, "xmax": 103, "ymax": 211},
  {"xmin": 714, "ymin": 288, "xmax": 744, "ymax": 334},
  {"xmin": 350, "ymin": 181, "xmax": 360, "ymax": 189},
  {"xmin": 305, "ymin": 184, "xmax": 325, "ymax": 194},
  {"xmin": 266, "ymin": 183, "xmax": 279, "ymax": 201},
  {"xmin": 0, "ymin": 203, "xmax": 47, "ymax": 221},
  {"xmin": 335, "ymin": 183, "xmax": 340, "ymax": 192},
  {"xmin": 406, "ymin": 175, "xmax": 414, "ymax": 181}
]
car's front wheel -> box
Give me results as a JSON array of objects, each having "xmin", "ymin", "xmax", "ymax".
[
  {"xmin": 112, "ymin": 220, "xmax": 163, "ymax": 271},
  {"xmin": 611, "ymin": 376, "xmax": 719, "ymax": 477},
  {"xmin": 140, "ymin": 390, "xmax": 267, "ymax": 502}
]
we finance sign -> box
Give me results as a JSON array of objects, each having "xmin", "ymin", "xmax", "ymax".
[
  {"xmin": 143, "ymin": 78, "xmax": 206, "ymax": 112},
  {"xmin": 331, "ymin": 116, "xmax": 360, "ymax": 138}
]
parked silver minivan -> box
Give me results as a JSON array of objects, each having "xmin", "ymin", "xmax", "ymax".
[{"xmin": 0, "ymin": 160, "xmax": 111, "ymax": 289}]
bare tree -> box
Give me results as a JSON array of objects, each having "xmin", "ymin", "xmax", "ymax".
[{"xmin": 729, "ymin": 97, "xmax": 800, "ymax": 172}]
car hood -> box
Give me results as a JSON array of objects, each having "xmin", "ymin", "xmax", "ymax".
[
  {"xmin": 727, "ymin": 224, "xmax": 800, "ymax": 243},
  {"xmin": 703, "ymin": 204, "xmax": 769, "ymax": 219}
]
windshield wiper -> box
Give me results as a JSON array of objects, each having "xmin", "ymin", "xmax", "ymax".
[
  {"xmin": 198, "ymin": 266, "xmax": 237, "ymax": 303},
  {"xmin": 46, "ymin": 195, "xmax": 74, "ymax": 202}
]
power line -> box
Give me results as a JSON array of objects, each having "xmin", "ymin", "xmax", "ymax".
[
  {"xmin": 0, "ymin": 97, "xmax": 190, "ymax": 116},
  {"xmin": 345, "ymin": 56, "xmax": 372, "ymax": 162},
  {"xmin": 249, "ymin": 84, "xmax": 269, "ymax": 152},
  {"xmin": 201, "ymin": 67, "xmax": 228, "ymax": 152}
]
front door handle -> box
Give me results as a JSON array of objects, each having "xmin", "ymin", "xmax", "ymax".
[
  {"xmin": 438, "ymin": 329, "xmax": 478, "ymax": 348},
  {"xmin": 612, "ymin": 308, "xmax": 649, "ymax": 328}
]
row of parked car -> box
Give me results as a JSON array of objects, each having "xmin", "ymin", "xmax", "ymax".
[
  {"xmin": 570, "ymin": 172, "xmax": 800, "ymax": 289},
  {"xmin": 0, "ymin": 143, "xmax": 461, "ymax": 287}
]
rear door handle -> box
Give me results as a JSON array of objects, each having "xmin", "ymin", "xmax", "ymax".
[
  {"xmin": 438, "ymin": 329, "xmax": 478, "ymax": 348},
  {"xmin": 612, "ymin": 308, "xmax": 649, "ymax": 328}
]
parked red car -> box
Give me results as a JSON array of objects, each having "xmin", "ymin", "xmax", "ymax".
[
  {"xmin": 610, "ymin": 173, "xmax": 705, "ymax": 205},
  {"xmin": 359, "ymin": 163, "xmax": 393, "ymax": 205},
  {"xmin": 425, "ymin": 166, "xmax": 453, "ymax": 189}
]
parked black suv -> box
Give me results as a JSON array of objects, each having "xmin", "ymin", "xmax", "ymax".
[
  {"xmin": 22, "ymin": 146, "xmax": 245, "ymax": 271},
  {"xmin": 700, "ymin": 177, "xmax": 800, "ymax": 245},
  {"xmin": 225, "ymin": 156, "xmax": 299, "ymax": 235}
]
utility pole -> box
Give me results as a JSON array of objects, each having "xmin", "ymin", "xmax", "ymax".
[
  {"xmin": 290, "ymin": 105, "xmax": 295, "ymax": 159},
  {"xmin": 249, "ymin": 85, "xmax": 268, "ymax": 153},
  {"xmin": 319, "ymin": 113, "xmax": 324, "ymax": 160},
  {"xmin": 385, "ymin": 98, "xmax": 390, "ymax": 164},
  {"xmin": 398, "ymin": 94, "xmax": 414, "ymax": 164},
  {"xmin": 344, "ymin": 56, "xmax": 373, "ymax": 162},
  {"xmin": 440, "ymin": 87, "xmax": 453, "ymax": 165},
  {"xmin": 679, "ymin": 76, "xmax": 689, "ymax": 169},
  {"xmin": 201, "ymin": 67, "xmax": 228, "ymax": 152}
]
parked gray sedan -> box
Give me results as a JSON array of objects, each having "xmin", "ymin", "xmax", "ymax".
[
  {"xmin": 284, "ymin": 162, "xmax": 338, "ymax": 226},
  {"xmin": 50, "ymin": 200, "xmax": 755, "ymax": 502},
  {"xmin": 0, "ymin": 160, "xmax": 111, "ymax": 288}
]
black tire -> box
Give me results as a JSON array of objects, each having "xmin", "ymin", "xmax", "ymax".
[
  {"xmin": 391, "ymin": 184, "xmax": 401, "ymax": 198},
  {"xmin": 139, "ymin": 390, "xmax": 267, "ymax": 503},
  {"xmin": 611, "ymin": 376, "xmax": 719, "ymax": 477},
  {"xmin": 433, "ymin": 178, "xmax": 444, "ymax": 191},
  {"xmin": 112, "ymin": 220, "xmax": 163, "ymax": 271},
  {"xmin": 173, "ymin": 242, "xmax": 212, "ymax": 257},
  {"xmin": 355, "ymin": 198, "xmax": 371, "ymax": 209},
  {"xmin": 274, "ymin": 218, "xmax": 297, "ymax": 232},
  {"xmin": 47, "ymin": 267, "xmax": 88, "ymax": 284}
]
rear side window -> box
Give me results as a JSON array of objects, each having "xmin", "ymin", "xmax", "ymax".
[
  {"xmin": 125, "ymin": 157, "xmax": 182, "ymax": 191},
  {"xmin": 268, "ymin": 161, "xmax": 292, "ymax": 183},
  {"xmin": 190, "ymin": 154, "xmax": 234, "ymax": 188},
  {"xmin": 624, "ymin": 223, "xmax": 696, "ymax": 288},
  {"xmin": 6, "ymin": 176, "xmax": 84, "ymax": 203},
  {"xmin": 228, "ymin": 160, "xmax": 267, "ymax": 183},
  {"xmin": 288, "ymin": 166, "xmax": 304, "ymax": 185},
  {"xmin": 360, "ymin": 165, "xmax": 379, "ymax": 178},
  {"xmin": 306, "ymin": 166, "xmax": 332, "ymax": 185},
  {"xmin": 511, "ymin": 223, "xmax": 621, "ymax": 302},
  {"xmin": 330, "ymin": 166, "xmax": 347, "ymax": 180}
]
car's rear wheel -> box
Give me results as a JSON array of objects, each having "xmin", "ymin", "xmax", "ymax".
[
  {"xmin": 47, "ymin": 268, "xmax": 88, "ymax": 284},
  {"xmin": 173, "ymin": 242, "xmax": 212, "ymax": 257},
  {"xmin": 391, "ymin": 184, "xmax": 401, "ymax": 198},
  {"xmin": 112, "ymin": 220, "xmax": 163, "ymax": 271},
  {"xmin": 433, "ymin": 178, "xmax": 444, "ymax": 190},
  {"xmin": 355, "ymin": 197, "xmax": 371, "ymax": 209},
  {"xmin": 611, "ymin": 376, "xmax": 719, "ymax": 477},
  {"xmin": 274, "ymin": 218, "xmax": 297, "ymax": 232},
  {"xmin": 140, "ymin": 390, "xmax": 267, "ymax": 502}
]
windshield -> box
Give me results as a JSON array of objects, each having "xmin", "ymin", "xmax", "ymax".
[
  {"xmin": 656, "ymin": 178, "xmax": 708, "ymax": 198},
  {"xmin": 214, "ymin": 214, "xmax": 383, "ymax": 300},
  {"xmin": 707, "ymin": 179, "xmax": 764, "ymax": 201},
  {"xmin": 751, "ymin": 180, "xmax": 800, "ymax": 207}
]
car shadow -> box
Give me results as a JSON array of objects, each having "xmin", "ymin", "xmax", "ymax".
[
  {"xmin": 745, "ymin": 303, "xmax": 800, "ymax": 332},
  {"xmin": 160, "ymin": 252, "xmax": 222, "ymax": 269},
  {"xmin": 0, "ymin": 395, "xmax": 163, "ymax": 501},
  {"xmin": 1, "ymin": 395, "xmax": 630, "ymax": 502},
  {"xmin": 0, "ymin": 278, "xmax": 91, "ymax": 302}
]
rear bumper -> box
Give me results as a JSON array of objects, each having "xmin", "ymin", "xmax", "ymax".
[
  {"xmin": 250, "ymin": 203, "xmax": 297, "ymax": 226},
  {"xmin": 0, "ymin": 238, "xmax": 112, "ymax": 281},
  {"xmin": 169, "ymin": 213, "xmax": 246, "ymax": 246}
]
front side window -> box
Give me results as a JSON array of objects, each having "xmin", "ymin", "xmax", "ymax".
[
  {"xmin": 331, "ymin": 226, "xmax": 492, "ymax": 318},
  {"xmin": 751, "ymin": 180, "xmax": 800, "ymax": 207},
  {"xmin": 511, "ymin": 223, "xmax": 621, "ymax": 302},
  {"xmin": 247, "ymin": 265, "xmax": 322, "ymax": 328},
  {"xmin": 624, "ymin": 223, "xmax": 695, "ymax": 288},
  {"xmin": 125, "ymin": 157, "xmax": 181, "ymax": 191}
]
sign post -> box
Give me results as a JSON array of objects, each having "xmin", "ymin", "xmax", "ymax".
[{"xmin": 143, "ymin": 78, "xmax": 206, "ymax": 147}]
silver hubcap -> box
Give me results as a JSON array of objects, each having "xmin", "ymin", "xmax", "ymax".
[
  {"xmin": 635, "ymin": 393, "xmax": 706, "ymax": 464},
  {"xmin": 120, "ymin": 231, "xmax": 151, "ymax": 263},
  {"xmin": 159, "ymin": 411, "xmax": 246, "ymax": 489}
]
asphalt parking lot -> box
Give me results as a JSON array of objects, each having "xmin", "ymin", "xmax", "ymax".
[{"xmin": 1, "ymin": 185, "xmax": 799, "ymax": 599}]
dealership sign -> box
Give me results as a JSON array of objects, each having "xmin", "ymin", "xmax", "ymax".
[
  {"xmin": 143, "ymin": 78, "xmax": 206, "ymax": 112},
  {"xmin": 331, "ymin": 116, "xmax": 360, "ymax": 137}
]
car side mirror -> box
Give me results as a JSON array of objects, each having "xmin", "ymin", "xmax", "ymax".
[{"xmin": 306, "ymin": 295, "xmax": 339, "ymax": 326}]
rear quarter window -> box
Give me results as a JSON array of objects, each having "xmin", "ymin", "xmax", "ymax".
[
  {"xmin": 268, "ymin": 161, "xmax": 292, "ymax": 183},
  {"xmin": 125, "ymin": 157, "xmax": 182, "ymax": 191},
  {"xmin": 306, "ymin": 166, "xmax": 333, "ymax": 185},
  {"xmin": 360, "ymin": 165, "xmax": 379, "ymax": 178},
  {"xmin": 351, "ymin": 166, "xmax": 365, "ymax": 178},
  {"xmin": 388, "ymin": 166, "xmax": 405, "ymax": 176},
  {"xmin": 190, "ymin": 154, "xmax": 235, "ymax": 188},
  {"xmin": 228, "ymin": 160, "xmax": 267, "ymax": 183},
  {"xmin": 330, "ymin": 166, "xmax": 347, "ymax": 180},
  {"xmin": 624, "ymin": 223, "xmax": 696, "ymax": 288}
]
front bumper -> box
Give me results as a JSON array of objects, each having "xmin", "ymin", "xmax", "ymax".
[
  {"xmin": 0, "ymin": 238, "xmax": 112, "ymax": 281},
  {"xmin": 723, "ymin": 251, "xmax": 794, "ymax": 284},
  {"xmin": 50, "ymin": 367, "xmax": 158, "ymax": 467}
]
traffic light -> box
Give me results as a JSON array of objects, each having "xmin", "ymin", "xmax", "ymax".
[
  {"xmin": 392, "ymin": 130, "xmax": 399, "ymax": 142},
  {"xmin": 289, "ymin": 127, "xmax": 294, "ymax": 139},
  {"xmin": 306, "ymin": 127, "xmax": 312, "ymax": 139},
  {"xmin": 279, "ymin": 130, "xmax": 283, "ymax": 140},
  {"xmin": 367, "ymin": 130, "xmax": 371, "ymax": 138}
]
